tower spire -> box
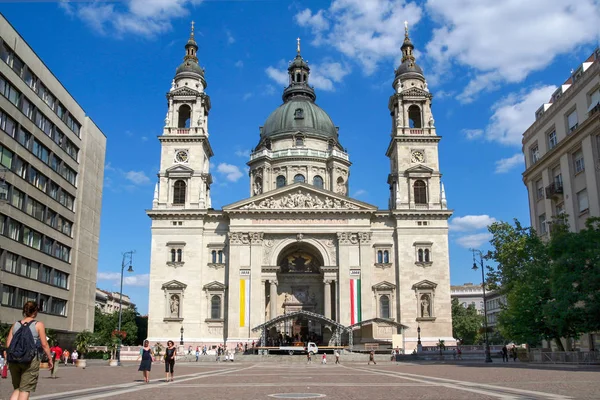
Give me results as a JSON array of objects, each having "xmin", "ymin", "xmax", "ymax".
[
  {"xmin": 282, "ymin": 38, "xmax": 316, "ymax": 102},
  {"xmin": 297, "ymin": 37, "xmax": 301, "ymax": 55},
  {"xmin": 184, "ymin": 20, "xmax": 199, "ymax": 64},
  {"xmin": 401, "ymin": 21, "xmax": 415, "ymax": 64}
]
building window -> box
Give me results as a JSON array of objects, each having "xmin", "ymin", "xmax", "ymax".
[
  {"xmin": 548, "ymin": 130, "xmax": 557, "ymax": 149},
  {"xmin": 211, "ymin": 250, "xmax": 217, "ymax": 263},
  {"xmin": 567, "ymin": 110, "xmax": 578, "ymax": 133},
  {"xmin": 166, "ymin": 242, "xmax": 185, "ymax": 267},
  {"xmin": 50, "ymin": 298, "xmax": 67, "ymax": 316},
  {"xmin": 210, "ymin": 295, "xmax": 221, "ymax": 319},
  {"xmin": 379, "ymin": 295, "xmax": 390, "ymax": 319},
  {"xmin": 1, "ymin": 285, "xmax": 17, "ymax": 307},
  {"xmin": 177, "ymin": 249, "xmax": 182, "ymax": 262},
  {"xmin": 374, "ymin": 246, "xmax": 392, "ymax": 268},
  {"xmin": 573, "ymin": 150, "xmax": 584, "ymax": 174},
  {"xmin": 294, "ymin": 174, "xmax": 305, "ymax": 184},
  {"xmin": 577, "ymin": 189, "xmax": 589, "ymax": 213},
  {"xmin": 408, "ymin": 105, "xmax": 422, "ymax": 128},
  {"xmin": 171, "ymin": 249, "xmax": 176, "ymax": 262},
  {"xmin": 276, "ymin": 175, "xmax": 286, "ymax": 188},
  {"xmin": 313, "ymin": 175, "xmax": 323, "ymax": 189},
  {"xmin": 413, "ymin": 180, "xmax": 427, "ymax": 204},
  {"xmin": 414, "ymin": 242, "xmax": 433, "ymax": 265},
  {"xmin": 295, "ymin": 136, "xmax": 304, "ymax": 147},
  {"xmin": 173, "ymin": 180, "xmax": 186, "ymax": 205},
  {"xmin": 531, "ymin": 145, "xmax": 540, "ymax": 164},
  {"xmin": 178, "ymin": 104, "xmax": 191, "ymax": 128},
  {"xmin": 294, "ymin": 108, "xmax": 304, "ymax": 119},
  {"xmin": 588, "ymin": 88, "xmax": 600, "ymax": 113},
  {"xmin": 555, "ymin": 202, "xmax": 565, "ymax": 216},
  {"xmin": 538, "ymin": 213, "xmax": 547, "ymax": 235},
  {"xmin": 535, "ymin": 179, "xmax": 544, "ymax": 200}
]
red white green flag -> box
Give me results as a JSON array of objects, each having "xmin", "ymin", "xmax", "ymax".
[{"xmin": 350, "ymin": 278, "xmax": 361, "ymax": 324}]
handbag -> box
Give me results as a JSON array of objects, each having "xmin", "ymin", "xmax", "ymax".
[{"xmin": 1, "ymin": 364, "xmax": 8, "ymax": 379}]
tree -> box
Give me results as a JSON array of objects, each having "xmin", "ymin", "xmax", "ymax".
[
  {"xmin": 451, "ymin": 298, "xmax": 483, "ymax": 345},
  {"xmin": 92, "ymin": 307, "xmax": 139, "ymax": 346},
  {"xmin": 74, "ymin": 330, "xmax": 93, "ymax": 359}
]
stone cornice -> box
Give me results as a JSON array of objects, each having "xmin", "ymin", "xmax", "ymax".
[
  {"xmin": 146, "ymin": 209, "xmax": 216, "ymax": 220},
  {"xmin": 391, "ymin": 210, "xmax": 453, "ymax": 220}
]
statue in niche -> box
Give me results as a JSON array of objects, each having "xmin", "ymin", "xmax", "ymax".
[
  {"xmin": 428, "ymin": 115, "xmax": 435, "ymax": 127},
  {"xmin": 420, "ymin": 294, "xmax": 430, "ymax": 318},
  {"xmin": 254, "ymin": 179, "xmax": 262, "ymax": 195},
  {"xmin": 170, "ymin": 294, "xmax": 180, "ymax": 317},
  {"xmin": 336, "ymin": 180, "xmax": 347, "ymax": 195}
]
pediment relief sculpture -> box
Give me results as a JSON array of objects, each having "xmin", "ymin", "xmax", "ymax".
[{"xmin": 240, "ymin": 189, "xmax": 360, "ymax": 210}]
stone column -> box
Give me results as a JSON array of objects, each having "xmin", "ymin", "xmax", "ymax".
[
  {"xmin": 269, "ymin": 280, "xmax": 278, "ymax": 319},
  {"xmin": 324, "ymin": 280, "xmax": 332, "ymax": 319}
]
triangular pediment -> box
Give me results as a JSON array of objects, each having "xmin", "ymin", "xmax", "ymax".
[
  {"xmin": 165, "ymin": 164, "xmax": 194, "ymax": 177},
  {"xmin": 203, "ymin": 281, "xmax": 226, "ymax": 291},
  {"xmin": 170, "ymin": 86, "xmax": 200, "ymax": 97},
  {"xmin": 162, "ymin": 280, "xmax": 187, "ymax": 290},
  {"xmin": 412, "ymin": 280, "xmax": 437, "ymax": 290},
  {"xmin": 405, "ymin": 164, "xmax": 434, "ymax": 177},
  {"xmin": 223, "ymin": 183, "xmax": 377, "ymax": 212},
  {"xmin": 400, "ymin": 87, "xmax": 433, "ymax": 99},
  {"xmin": 372, "ymin": 281, "xmax": 396, "ymax": 290}
]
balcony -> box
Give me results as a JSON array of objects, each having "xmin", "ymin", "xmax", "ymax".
[
  {"xmin": 165, "ymin": 127, "xmax": 206, "ymax": 135},
  {"xmin": 249, "ymin": 148, "xmax": 350, "ymax": 162},
  {"xmin": 545, "ymin": 182, "xmax": 564, "ymax": 199}
]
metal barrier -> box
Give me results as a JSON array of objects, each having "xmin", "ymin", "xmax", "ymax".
[{"xmin": 529, "ymin": 350, "xmax": 599, "ymax": 364}]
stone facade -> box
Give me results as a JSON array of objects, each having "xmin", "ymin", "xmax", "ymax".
[{"xmin": 147, "ymin": 26, "xmax": 454, "ymax": 352}]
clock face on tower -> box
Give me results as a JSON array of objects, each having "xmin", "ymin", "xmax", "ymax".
[
  {"xmin": 175, "ymin": 150, "xmax": 189, "ymax": 163},
  {"xmin": 411, "ymin": 150, "xmax": 425, "ymax": 163}
]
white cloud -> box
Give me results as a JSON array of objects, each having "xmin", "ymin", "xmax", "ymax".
[
  {"xmin": 124, "ymin": 170, "xmax": 151, "ymax": 185},
  {"xmin": 97, "ymin": 272, "xmax": 150, "ymax": 287},
  {"xmin": 294, "ymin": 1, "xmax": 423, "ymax": 75},
  {"xmin": 450, "ymin": 215, "xmax": 497, "ymax": 232},
  {"xmin": 235, "ymin": 60, "xmax": 244, "ymax": 68},
  {"xmin": 265, "ymin": 61, "xmax": 350, "ymax": 92},
  {"xmin": 60, "ymin": 0, "xmax": 203, "ymax": 37},
  {"xmin": 352, "ymin": 189, "xmax": 367, "ymax": 197},
  {"xmin": 462, "ymin": 129, "xmax": 483, "ymax": 140},
  {"xmin": 495, "ymin": 153, "xmax": 524, "ymax": 174},
  {"xmin": 426, "ymin": 0, "xmax": 600, "ymax": 100},
  {"xmin": 225, "ymin": 29, "xmax": 235, "ymax": 44},
  {"xmin": 216, "ymin": 163, "xmax": 243, "ymax": 182},
  {"xmin": 485, "ymin": 85, "xmax": 556, "ymax": 146},
  {"xmin": 235, "ymin": 149, "xmax": 251, "ymax": 158},
  {"xmin": 242, "ymin": 92, "xmax": 253, "ymax": 101},
  {"xmin": 455, "ymin": 232, "xmax": 493, "ymax": 249}
]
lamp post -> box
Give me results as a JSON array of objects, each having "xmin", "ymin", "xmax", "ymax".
[
  {"xmin": 471, "ymin": 249, "xmax": 493, "ymax": 363},
  {"xmin": 117, "ymin": 251, "xmax": 134, "ymax": 366},
  {"xmin": 417, "ymin": 324, "xmax": 422, "ymax": 353},
  {"xmin": 180, "ymin": 326, "xmax": 184, "ymax": 345}
]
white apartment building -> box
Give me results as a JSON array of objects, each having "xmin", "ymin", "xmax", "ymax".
[
  {"xmin": 95, "ymin": 288, "xmax": 136, "ymax": 315},
  {"xmin": 0, "ymin": 14, "xmax": 106, "ymax": 338}
]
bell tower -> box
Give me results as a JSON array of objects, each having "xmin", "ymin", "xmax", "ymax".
[
  {"xmin": 386, "ymin": 22, "xmax": 447, "ymax": 211},
  {"xmin": 154, "ymin": 22, "xmax": 213, "ymax": 210}
]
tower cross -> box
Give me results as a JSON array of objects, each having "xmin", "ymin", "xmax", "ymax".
[
  {"xmin": 297, "ymin": 37, "xmax": 301, "ymax": 54},
  {"xmin": 191, "ymin": 21, "xmax": 195, "ymax": 36}
]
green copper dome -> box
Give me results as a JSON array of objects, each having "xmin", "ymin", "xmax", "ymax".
[
  {"xmin": 176, "ymin": 59, "xmax": 204, "ymax": 76},
  {"xmin": 262, "ymin": 99, "xmax": 338, "ymax": 138}
]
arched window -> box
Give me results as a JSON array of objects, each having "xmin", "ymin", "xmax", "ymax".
[
  {"xmin": 294, "ymin": 174, "xmax": 305, "ymax": 183},
  {"xmin": 218, "ymin": 250, "xmax": 223, "ymax": 263},
  {"xmin": 211, "ymin": 295, "xmax": 221, "ymax": 319},
  {"xmin": 178, "ymin": 104, "xmax": 191, "ymax": 128},
  {"xmin": 170, "ymin": 249, "xmax": 176, "ymax": 262},
  {"xmin": 211, "ymin": 250, "xmax": 217, "ymax": 263},
  {"xmin": 408, "ymin": 105, "xmax": 422, "ymax": 128},
  {"xmin": 424, "ymin": 249, "xmax": 430, "ymax": 262},
  {"xmin": 296, "ymin": 73, "xmax": 300, "ymax": 83},
  {"xmin": 418, "ymin": 249, "xmax": 424, "ymax": 262},
  {"xmin": 265, "ymin": 139, "xmax": 271, "ymax": 150},
  {"xmin": 414, "ymin": 180, "xmax": 427, "ymax": 204},
  {"xmin": 383, "ymin": 250, "xmax": 389, "ymax": 263},
  {"xmin": 313, "ymin": 175, "xmax": 323, "ymax": 189},
  {"xmin": 295, "ymin": 136, "xmax": 304, "ymax": 146},
  {"xmin": 377, "ymin": 250, "xmax": 383, "ymax": 263},
  {"xmin": 176, "ymin": 249, "xmax": 182, "ymax": 262},
  {"xmin": 173, "ymin": 180, "xmax": 186, "ymax": 205},
  {"xmin": 276, "ymin": 175, "xmax": 286, "ymax": 188},
  {"xmin": 380, "ymin": 295, "xmax": 390, "ymax": 319}
]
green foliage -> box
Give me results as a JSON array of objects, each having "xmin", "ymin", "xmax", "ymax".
[
  {"xmin": 74, "ymin": 330, "xmax": 93, "ymax": 358},
  {"xmin": 154, "ymin": 342, "xmax": 164, "ymax": 356},
  {"xmin": 0, "ymin": 322, "xmax": 11, "ymax": 342},
  {"xmin": 92, "ymin": 307, "xmax": 139, "ymax": 346},
  {"xmin": 451, "ymin": 298, "xmax": 483, "ymax": 345},
  {"xmin": 487, "ymin": 217, "xmax": 600, "ymax": 349}
]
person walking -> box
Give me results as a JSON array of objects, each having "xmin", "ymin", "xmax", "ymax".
[
  {"xmin": 137, "ymin": 340, "xmax": 155, "ymax": 383},
  {"xmin": 306, "ymin": 352, "xmax": 312, "ymax": 364},
  {"xmin": 202, "ymin": 345, "xmax": 207, "ymax": 355},
  {"xmin": 321, "ymin": 353, "xmax": 327, "ymax": 365},
  {"xmin": 511, "ymin": 345, "xmax": 518, "ymax": 362},
  {"xmin": 164, "ymin": 341, "xmax": 176, "ymax": 382},
  {"xmin": 334, "ymin": 349, "xmax": 340, "ymax": 364},
  {"xmin": 501, "ymin": 345, "xmax": 508, "ymax": 362},
  {"xmin": 49, "ymin": 343, "xmax": 62, "ymax": 379},
  {"xmin": 368, "ymin": 350, "xmax": 376, "ymax": 365},
  {"xmin": 5, "ymin": 301, "xmax": 53, "ymax": 400},
  {"xmin": 62, "ymin": 349, "xmax": 69, "ymax": 366},
  {"xmin": 195, "ymin": 346, "xmax": 200, "ymax": 362},
  {"xmin": 71, "ymin": 350, "xmax": 78, "ymax": 366}
]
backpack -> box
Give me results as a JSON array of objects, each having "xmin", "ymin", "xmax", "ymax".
[{"xmin": 7, "ymin": 320, "xmax": 38, "ymax": 364}]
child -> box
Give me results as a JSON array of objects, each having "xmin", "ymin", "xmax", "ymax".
[
  {"xmin": 321, "ymin": 353, "xmax": 327, "ymax": 365},
  {"xmin": 306, "ymin": 352, "xmax": 312, "ymax": 364}
]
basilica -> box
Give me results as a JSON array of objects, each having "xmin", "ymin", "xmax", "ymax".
[{"xmin": 147, "ymin": 23, "xmax": 454, "ymax": 352}]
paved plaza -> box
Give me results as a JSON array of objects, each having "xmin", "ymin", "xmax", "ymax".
[{"xmin": 1, "ymin": 359, "xmax": 598, "ymax": 400}]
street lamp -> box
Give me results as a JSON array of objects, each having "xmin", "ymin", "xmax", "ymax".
[
  {"xmin": 117, "ymin": 250, "xmax": 135, "ymax": 366},
  {"xmin": 471, "ymin": 249, "xmax": 493, "ymax": 363},
  {"xmin": 180, "ymin": 326, "xmax": 184, "ymax": 345}
]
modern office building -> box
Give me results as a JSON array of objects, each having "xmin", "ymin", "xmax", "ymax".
[
  {"xmin": 95, "ymin": 288, "xmax": 136, "ymax": 315},
  {"xmin": 147, "ymin": 24, "xmax": 455, "ymax": 353},
  {"xmin": 522, "ymin": 47, "xmax": 599, "ymax": 351},
  {"xmin": 0, "ymin": 14, "xmax": 106, "ymax": 338}
]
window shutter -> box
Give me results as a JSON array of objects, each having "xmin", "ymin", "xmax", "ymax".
[
  {"xmin": 588, "ymin": 89, "xmax": 600, "ymax": 112},
  {"xmin": 567, "ymin": 111, "xmax": 578, "ymax": 130}
]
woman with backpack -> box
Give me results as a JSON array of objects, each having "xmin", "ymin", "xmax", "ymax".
[{"xmin": 5, "ymin": 301, "xmax": 53, "ymax": 400}]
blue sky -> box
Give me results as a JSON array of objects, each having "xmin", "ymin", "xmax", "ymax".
[{"xmin": 3, "ymin": 1, "xmax": 599, "ymax": 315}]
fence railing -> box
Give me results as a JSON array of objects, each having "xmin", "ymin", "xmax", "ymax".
[{"xmin": 529, "ymin": 350, "xmax": 599, "ymax": 364}]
